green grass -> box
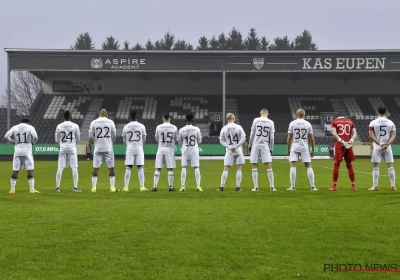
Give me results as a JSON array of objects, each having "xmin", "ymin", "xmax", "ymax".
[{"xmin": 0, "ymin": 158, "xmax": 399, "ymax": 280}]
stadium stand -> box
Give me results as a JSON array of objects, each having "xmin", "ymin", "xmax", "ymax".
[{"xmin": 4, "ymin": 94, "xmax": 400, "ymax": 145}]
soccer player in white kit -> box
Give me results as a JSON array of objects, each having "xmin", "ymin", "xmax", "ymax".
[
  {"xmin": 4, "ymin": 118, "xmax": 39, "ymax": 194},
  {"xmin": 217, "ymin": 113, "xmax": 246, "ymax": 192},
  {"xmin": 89, "ymin": 109, "xmax": 117, "ymax": 192},
  {"xmin": 178, "ymin": 114, "xmax": 203, "ymax": 192},
  {"xmin": 55, "ymin": 111, "xmax": 82, "ymax": 192},
  {"xmin": 368, "ymin": 107, "xmax": 397, "ymax": 191},
  {"xmin": 122, "ymin": 111, "xmax": 148, "ymax": 192},
  {"xmin": 286, "ymin": 109, "xmax": 318, "ymax": 191},
  {"xmin": 248, "ymin": 108, "xmax": 276, "ymax": 191},
  {"xmin": 152, "ymin": 113, "xmax": 178, "ymax": 192}
]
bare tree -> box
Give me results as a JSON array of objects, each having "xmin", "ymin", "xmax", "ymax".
[{"xmin": 2, "ymin": 71, "xmax": 42, "ymax": 115}]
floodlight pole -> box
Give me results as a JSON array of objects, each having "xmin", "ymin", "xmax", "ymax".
[
  {"xmin": 7, "ymin": 54, "xmax": 11, "ymax": 130},
  {"xmin": 222, "ymin": 70, "xmax": 226, "ymax": 125}
]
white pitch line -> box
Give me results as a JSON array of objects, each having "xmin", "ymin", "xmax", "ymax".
[{"xmin": 273, "ymin": 159, "xmax": 398, "ymax": 178}]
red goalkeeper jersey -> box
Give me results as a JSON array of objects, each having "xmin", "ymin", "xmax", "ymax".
[{"xmin": 331, "ymin": 117, "xmax": 356, "ymax": 148}]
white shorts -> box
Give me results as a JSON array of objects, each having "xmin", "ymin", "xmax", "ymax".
[
  {"xmin": 155, "ymin": 153, "xmax": 176, "ymax": 169},
  {"xmin": 181, "ymin": 156, "xmax": 200, "ymax": 167},
  {"xmin": 58, "ymin": 153, "xmax": 78, "ymax": 168},
  {"xmin": 125, "ymin": 154, "xmax": 145, "ymax": 166},
  {"xmin": 250, "ymin": 149, "xmax": 272, "ymax": 164},
  {"xmin": 289, "ymin": 151, "xmax": 312, "ymax": 163},
  {"xmin": 224, "ymin": 153, "xmax": 245, "ymax": 166},
  {"xmin": 93, "ymin": 152, "xmax": 115, "ymax": 168},
  {"xmin": 371, "ymin": 148, "xmax": 394, "ymax": 163},
  {"xmin": 13, "ymin": 155, "xmax": 34, "ymax": 171}
]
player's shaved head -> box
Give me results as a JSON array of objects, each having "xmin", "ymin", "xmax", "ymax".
[
  {"xmin": 260, "ymin": 108, "xmax": 268, "ymax": 116},
  {"xmin": 64, "ymin": 111, "xmax": 71, "ymax": 120},
  {"xmin": 226, "ymin": 113, "xmax": 235, "ymax": 122},
  {"xmin": 378, "ymin": 107, "xmax": 387, "ymax": 115},
  {"xmin": 100, "ymin": 109, "xmax": 107, "ymax": 117},
  {"xmin": 296, "ymin": 108, "xmax": 305, "ymax": 118}
]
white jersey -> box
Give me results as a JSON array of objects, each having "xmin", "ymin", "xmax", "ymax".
[
  {"xmin": 122, "ymin": 121, "xmax": 147, "ymax": 155},
  {"xmin": 178, "ymin": 125, "xmax": 202, "ymax": 159},
  {"xmin": 249, "ymin": 117, "xmax": 275, "ymax": 150},
  {"xmin": 55, "ymin": 121, "xmax": 80, "ymax": 154},
  {"xmin": 4, "ymin": 123, "xmax": 38, "ymax": 156},
  {"xmin": 89, "ymin": 117, "xmax": 116, "ymax": 153},
  {"xmin": 288, "ymin": 118, "xmax": 313, "ymax": 153},
  {"xmin": 369, "ymin": 117, "xmax": 396, "ymax": 148},
  {"xmin": 219, "ymin": 123, "xmax": 246, "ymax": 155},
  {"xmin": 155, "ymin": 123, "xmax": 178, "ymax": 155}
]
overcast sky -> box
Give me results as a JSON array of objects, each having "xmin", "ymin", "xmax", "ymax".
[{"xmin": 1, "ymin": 0, "xmax": 400, "ymax": 93}]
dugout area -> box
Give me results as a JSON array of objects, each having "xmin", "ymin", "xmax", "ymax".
[{"xmin": 3, "ymin": 49, "xmax": 400, "ymax": 156}]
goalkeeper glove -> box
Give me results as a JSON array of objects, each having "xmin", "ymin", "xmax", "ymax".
[
  {"xmin": 343, "ymin": 141, "xmax": 353, "ymax": 149},
  {"xmin": 349, "ymin": 139, "xmax": 354, "ymax": 144}
]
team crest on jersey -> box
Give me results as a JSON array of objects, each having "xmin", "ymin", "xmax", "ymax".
[
  {"xmin": 253, "ymin": 58, "xmax": 264, "ymax": 70},
  {"xmin": 91, "ymin": 58, "xmax": 103, "ymax": 69}
]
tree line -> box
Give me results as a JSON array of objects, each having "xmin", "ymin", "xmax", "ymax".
[{"xmin": 71, "ymin": 28, "xmax": 317, "ymax": 51}]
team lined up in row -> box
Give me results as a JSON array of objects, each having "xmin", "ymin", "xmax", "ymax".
[{"xmin": 3, "ymin": 106, "xmax": 396, "ymax": 193}]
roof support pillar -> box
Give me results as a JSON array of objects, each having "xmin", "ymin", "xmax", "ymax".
[
  {"xmin": 7, "ymin": 54, "xmax": 11, "ymax": 130},
  {"xmin": 222, "ymin": 70, "xmax": 226, "ymax": 125}
]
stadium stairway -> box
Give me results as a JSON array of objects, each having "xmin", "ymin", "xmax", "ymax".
[
  {"xmin": 226, "ymin": 99, "xmax": 239, "ymax": 124},
  {"xmin": 80, "ymin": 98, "xmax": 104, "ymax": 142},
  {"xmin": 330, "ymin": 98, "xmax": 349, "ymax": 118}
]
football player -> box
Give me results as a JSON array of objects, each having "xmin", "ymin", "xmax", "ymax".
[
  {"xmin": 368, "ymin": 107, "xmax": 397, "ymax": 191},
  {"xmin": 217, "ymin": 113, "xmax": 246, "ymax": 192},
  {"xmin": 122, "ymin": 111, "xmax": 147, "ymax": 192},
  {"xmin": 287, "ymin": 109, "xmax": 318, "ymax": 191},
  {"xmin": 89, "ymin": 109, "xmax": 117, "ymax": 192},
  {"xmin": 55, "ymin": 111, "xmax": 81, "ymax": 192},
  {"xmin": 4, "ymin": 118, "xmax": 39, "ymax": 194}
]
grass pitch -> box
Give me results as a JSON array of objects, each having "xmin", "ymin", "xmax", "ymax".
[{"xmin": 0, "ymin": 158, "xmax": 399, "ymax": 280}]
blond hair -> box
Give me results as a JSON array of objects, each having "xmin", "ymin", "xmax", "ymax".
[
  {"xmin": 100, "ymin": 109, "xmax": 107, "ymax": 117},
  {"xmin": 226, "ymin": 113, "xmax": 235, "ymax": 121},
  {"xmin": 260, "ymin": 108, "xmax": 268, "ymax": 116},
  {"xmin": 296, "ymin": 108, "xmax": 305, "ymax": 118}
]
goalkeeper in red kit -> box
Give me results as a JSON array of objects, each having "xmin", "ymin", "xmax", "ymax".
[{"xmin": 329, "ymin": 117, "xmax": 357, "ymax": 191}]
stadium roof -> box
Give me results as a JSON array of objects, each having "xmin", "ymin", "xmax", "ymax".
[{"xmin": 5, "ymin": 48, "xmax": 400, "ymax": 74}]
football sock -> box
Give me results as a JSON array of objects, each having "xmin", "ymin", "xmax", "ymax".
[
  {"xmin": 168, "ymin": 171, "xmax": 174, "ymax": 188},
  {"xmin": 290, "ymin": 167, "xmax": 296, "ymax": 188},
  {"xmin": 236, "ymin": 170, "xmax": 242, "ymax": 188},
  {"xmin": 109, "ymin": 176, "xmax": 115, "ymax": 188},
  {"xmin": 333, "ymin": 163, "xmax": 340, "ymax": 184},
  {"xmin": 72, "ymin": 167, "xmax": 78, "ymax": 189},
  {"xmin": 124, "ymin": 167, "xmax": 131, "ymax": 187},
  {"xmin": 388, "ymin": 167, "xmax": 396, "ymax": 186},
  {"xmin": 92, "ymin": 176, "xmax": 98, "ymax": 189},
  {"xmin": 220, "ymin": 170, "xmax": 228, "ymax": 188},
  {"xmin": 194, "ymin": 167, "xmax": 201, "ymax": 187},
  {"xmin": 346, "ymin": 164, "xmax": 355, "ymax": 184},
  {"xmin": 181, "ymin": 167, "xmax": 187, "ymax": 188},
  {"xmin": 252, "ymin": 168, "xmax": 258, "ymax": 188},
  {"xmin": 153, "ymin": 171, "xmax": 160, "ymax": 187},
  {"xmin": 307, "ymin": 167, "xmax": 315, "ymax": 188},
  {"xmin": 267, "ymin": 169, "xmax": 274, "ymax": 188},
  {"xmin": 372, "ymin": 167, "xmax": 379, "ymax": 187},
  {"xmin": 138, "ymin": 167, "xmax": 145, "ymax": 187},
  {"xmin": 56, "ymin": 168, "xmax": 63, "ymax": 189},
  {"xmin": 10, "ymin": 178, "xmax": 16, "ymax": 191},
  {"xmin": 28, "ymin": 178, "xmax": 34, "ymax": 191}
]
